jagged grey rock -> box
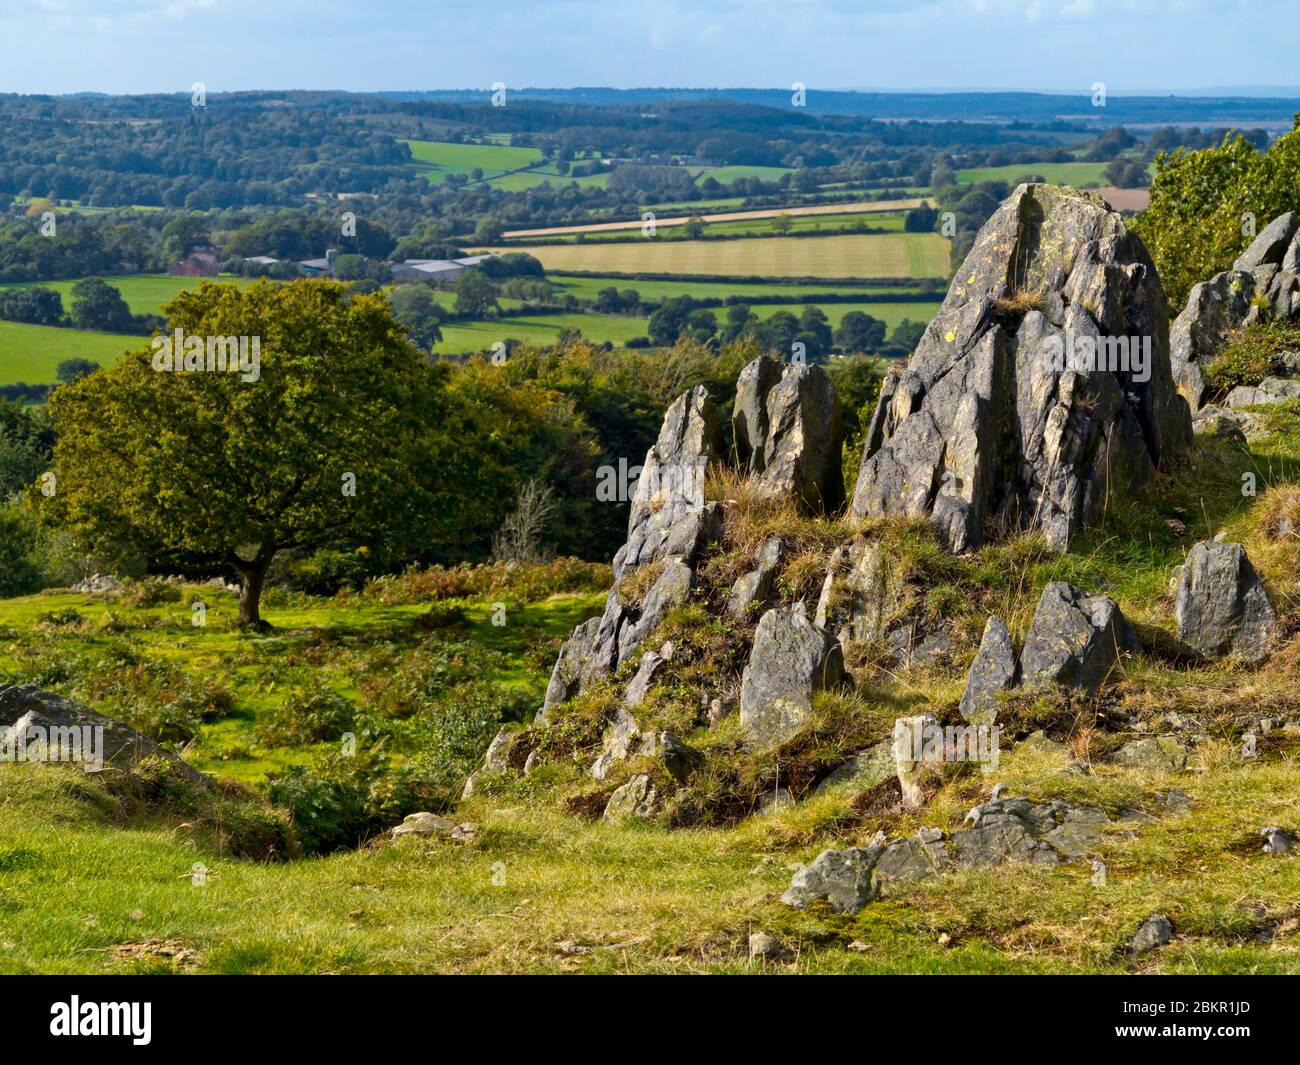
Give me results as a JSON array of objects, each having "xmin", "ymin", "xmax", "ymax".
[
  {"xmin": 614, "ymin": 385, "xmax": 725, "ymax": 580},
  {"xmin": 0, "ymin": 684, "xmax": 210, "ymax": 786},
  {"xmin": 616, "ymin": 559, "xmax": 693, "ymax": 663},
  {"xmin": 754, "ymin": 363, "xmax": 845, "ymax": 514},
  {"xmin": 1130, "ymin": 914, "xmax": 1173, "ymax": 954},
  {"xmin": 748, "ymin": 931, "xmax": 792, "ymax": 962},
  {"xmin": 782, "ymin": 796, "xmax": 1111, "ymax": 912},
  {"xmin": 640, "ymin": 730, "xmax": 703, "ymax": 782},
  {"xmin": 541, "ymin": 386, "xmax": 725, "ymax": 718},
  {"xmin": 590, "ymin": 707, "xmax": 642, "ymax": 781},
  {"xmin": 1020, "ymin": 581, "xmax": 1134, "ymax": 692},
  {"xmin": 1110, "ymin": 736, "xmax": 1188, "ymax": 772},
  {"xmin": 732, "ymin": 354, "xmax": 784, "ymax": 472},
  {"xmin": 1170, "ymin": 270, "xmax": 1257, "ymax": 409},
  {"xmin": 852, "ymin": 184, "xmax": 1191, "ymax": 552},
  {"xmin": 726, "ymin": 536, "xmax": 783, "ymax": 619},
  {"xmin": 602, "ymin": 774, "xmax": 656, "ymax": 820},
  {"xmin": 814, "ymin": 537, "xmax": 894, "ymax": 647},
  {"xmin": 1170, "ymin": 212, "xmax": 1300, "ymax": 409},
  {"xmin": 958, "ymin": 615, "xmax": 1018, "ymax": 725},
  {"xmin": 1227, "ymin": 377, "xmax": 1300, "ymax": 408},
  {"xmin": 739, "ymin": 603, "xmax": 845, "ymax": 747},
  {"xmin": 810, "ymin": 741, "xmax": 894, "ymax": 798},
  {"xmin": 1174, "ymin": 540, "xmax": 1277, "ymax": 661},
  {"xmin": 463, "ymin": 726, "xmax": 521, "ymax": 798},
  {"xmin": 624, "ymin": 644, "xmax": 670, "ymax": 708},
  {"xmin": 1235, "ymin": 212, "xmax": 1299, "ymax": 271}
]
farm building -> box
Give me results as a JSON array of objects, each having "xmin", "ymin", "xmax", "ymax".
[
  {"xmin": 390, "ymin": 254, "xmax": 495, "ymax": 282},
  {"xmin": 169, "ymin": 245, "xmax": 223, "ymax": 277}
]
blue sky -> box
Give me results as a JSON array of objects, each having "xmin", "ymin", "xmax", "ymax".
[{"xmin": 1, "ymin": 0, "xmax": 1296, "ymax": 96}]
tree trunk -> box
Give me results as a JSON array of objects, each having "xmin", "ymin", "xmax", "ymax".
[{"xmin": 230, "ymin": 547, "xmax": 275, "ymax": 630}]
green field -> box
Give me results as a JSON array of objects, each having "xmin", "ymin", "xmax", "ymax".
[
  {"xmin": 0, "ymin": 274, "xmax": 253, "ymax": 317},
  {"xmin": 0, "ymin": 320, "xmax": 136, "ymax": 384},
  {"xmin": 696, "ymin": 164, "xmax": 792, "ymax": 184},
  {"xmin": 436, "ymin": 312, "xmax": 650, "ymax": 352},
  {"xmin": 954, "ymin": 162, "xmax": 1139, "ymax": 188},
  {"xmin": 549, "ymin": 275, "xmax": 921, "ymax": 301},
  {"xmin": 479, "ymin": 232, "xmax": 951, "ymax": 280},
  {"xmin": 743, "ymin": 300, "xmax": 941, "ymax": 331},
  {"xmin": 405, "ymin": 139, "xmax": 544, "ymax": 182}
]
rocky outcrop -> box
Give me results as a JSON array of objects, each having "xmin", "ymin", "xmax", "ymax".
[
  {"xmin": 0, "ymin": 684, "xmax": 210, "ymax": 786},
  {"xmin": 852, "ymin": 183, "xmax": 1191, "ymax": 553},
  {"xmin": 958, "ymin": 615, "xmax": 1018, "ymax": 724},
  {"xmin": 1020, "ymin": 581, "xmax": 1134, "ymax": 692},
  {"xmin": 1174, "ymin": 540, "xmax": 1277, "ymax": 661},
  {"xmin": 1171, "ymin": 212, "xmax": 1300, "ymax": 410},
  {"xmin": 782, "ymin": 794, "xmax": 1111, "ymax": 913},
  {"xmin": 739, "ymin": 602, "xmax": 845, "ymax": 747},
  {"xmin": 1110, "ymin": 736, "xmax": 1188, "ymax": 772}
]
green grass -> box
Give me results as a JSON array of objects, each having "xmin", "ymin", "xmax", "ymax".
[{"xmin": 477, "ymin": 232, "xmax": 951, "ymax": 280}]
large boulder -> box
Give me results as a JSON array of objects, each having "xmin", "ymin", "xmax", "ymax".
[
  {"xmin": 852, "ymin": 183, "xmax": 1191, "ymax": 552},
  {"xmin": 0, "ymin": 684, "xmax": 210, "ymax": 787},
  {"xmin": 739, "ymin": 603, "xmax": 845, "ymax": 747},
  {"xmin": 1019, "ymin": 582, "xmax": 1134, "ymax": 693},
  {"xmin": 958, "ymin": 615, "xmax": 1018, "ymax": 725},
  {"xmin": 1174, "ymin": 540, "xmax": 1277, "ymax": 661},
  {"xmin": 732, "ymin": 356, "xmax": 845, "ymax": 513}
]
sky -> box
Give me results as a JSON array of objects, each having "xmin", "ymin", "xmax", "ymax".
[{"xmin": 1, "ymin": 0, "xmax": 1297, "ymax": 97}]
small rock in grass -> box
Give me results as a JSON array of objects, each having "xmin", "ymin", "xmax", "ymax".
[
  {"xmin": 748, "ymin": 931, "xmax": 792, "ymax": 963},
  {"xmin": 1130, "ymin": 914, "xmax": 1173, "ymax": 955},
  {"xmin": 1260, "ymin": 826, "xmax": 1296, "ymax": 856}
]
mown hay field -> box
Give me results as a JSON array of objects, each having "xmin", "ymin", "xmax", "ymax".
[{"xmin": 477, "ymin": 232, "xmax": 951, "ymax": 279}]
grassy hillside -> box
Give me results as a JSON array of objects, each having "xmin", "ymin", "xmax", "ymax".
[{"xmin": 3, "ymin": 405, "xmax": 1299, "ymax": 974}]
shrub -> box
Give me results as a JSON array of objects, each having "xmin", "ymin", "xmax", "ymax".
[
  {"xmin": 121, "ymin": 578, "xmax": 183, "ymax": 608},
  {"xmin": 255, "ymin": 688, "xmax": 359, "ymax": 747},
  {"xmin": 263, "ymin": 749, "xmax": 440, "ymax": 854}
]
